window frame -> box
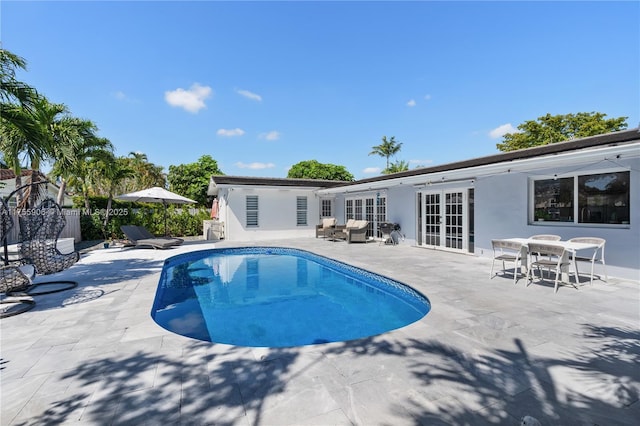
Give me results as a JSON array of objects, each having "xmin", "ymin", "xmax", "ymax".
[
  {"xmin": 529, "ymin": 168, "xmax": 631, "ymax": 228},
  {"xmin": 246, "ymin": 195, "xmax": 259, "ymax": 227},
  {"xmin": 296, "ymin": 196, "xmax": 308, "ymax": 226}
]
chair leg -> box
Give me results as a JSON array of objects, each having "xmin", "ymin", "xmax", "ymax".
[{"xmin": 490, "ymin": 259, "xmax": 495, "ymax": 278}]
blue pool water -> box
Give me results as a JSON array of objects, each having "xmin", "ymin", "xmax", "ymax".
[{"xmin": 152, "ymin": 247, "xmax": 430, "ymax": 347}]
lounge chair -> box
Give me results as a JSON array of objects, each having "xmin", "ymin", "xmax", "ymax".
[{"xmin": 121, "ymin": 225, "xmax": 183, "ymax": 249}]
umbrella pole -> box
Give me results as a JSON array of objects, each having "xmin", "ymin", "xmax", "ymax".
[{"xmin": 164, "ymin": 201, "xmax": 168, "ymax": 236}]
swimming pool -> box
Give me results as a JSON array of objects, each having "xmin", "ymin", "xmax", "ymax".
[{"xmin": 152, "ymin": 247, "xmax": 430, "ymax": 347}]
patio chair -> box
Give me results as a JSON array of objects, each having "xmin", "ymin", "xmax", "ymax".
[
  {"xmin": 490, "ymin": 239, "xmax": 525, "ymax": 285},
  {"xmin": 528, "ymin": 234, "xmax": 562, "ymax": 261},
  {"xmin": 567, "ymin": 237, "xmax": 607, "ymax": 285},
  {"xmin": 342, "ymin": 219, "xmax": 369, "ymax": 243},
  {"xmin": 18, "ymin": 198, "xmax": 80, "ymax": 275},
  {"xmin": 1, "ymin": 199, "xmax": 36, "ymax": 317},
  {"xmin": 316, "ymin": 217, "xmax": 337, "ymax": 238},
  {"xmin": 121, "ymin": 225, "xmax": 183, "ymax": 249},
  {"xmin": 526, "ymin": 242, "xmax": 573, "ymax": 293}
]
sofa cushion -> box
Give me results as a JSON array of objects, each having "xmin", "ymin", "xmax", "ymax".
[
  {"xmin": 346, "ymin": 219, "xmax": 357, "ymax": 228},
  {"xmin": 322, "ymin": 218, "xmax": 336, "ymax": 228},
  {"xmin": 354, "ymin": 220, "xmax": 368, "ymax": 229}
]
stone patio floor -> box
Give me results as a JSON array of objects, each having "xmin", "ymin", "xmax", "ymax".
[{"xmin": 1, "ymin": 237, "xmax": 639, "ymax": 425}]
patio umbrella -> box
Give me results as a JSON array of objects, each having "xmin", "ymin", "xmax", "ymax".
[{"xmin": 115, "ymin": 187, "xmax": 196, "ymax": 236}]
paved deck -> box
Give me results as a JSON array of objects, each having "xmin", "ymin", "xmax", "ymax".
[{"xmin": 1, "ymin": 238, "xmax": 639, "ymax": 425}]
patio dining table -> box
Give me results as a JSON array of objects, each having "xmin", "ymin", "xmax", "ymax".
[{"xmin": 502, "ymin": 237, "xmax": 602, "ymax": 283}]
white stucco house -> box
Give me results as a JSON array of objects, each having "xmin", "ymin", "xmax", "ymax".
[
  {"xmin": 208, "ymin": 128, "xmax": 640, "ymax": 281},
  {"xmin": 0, "ymin": 169, "xmax": 73, "ymax": 207}
]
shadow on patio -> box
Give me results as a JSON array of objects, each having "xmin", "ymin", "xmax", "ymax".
[{"xmin": 12, "ymin": 323, "xmax": 638, "ymax": 425}]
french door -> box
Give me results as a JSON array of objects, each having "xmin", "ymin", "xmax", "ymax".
[
  {"xmin": 345, "ymin": 194, "xmax": 386, "ymax": 238},
  {"xmin": 418, "ymin": 189, "xmax": 472, "ymax": 252}
]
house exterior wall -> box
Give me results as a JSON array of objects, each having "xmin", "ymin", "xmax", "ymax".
[
  {"xmin": 217, "ymin": 187, "xmax": 320, "ymax": 241},
  {"xmin": 473, "ymin": 157, "xmax": 639, "ymax": 281},
  {"xmin": 214, "ymin": 138, "xmax": 639, "ymax": 281}
]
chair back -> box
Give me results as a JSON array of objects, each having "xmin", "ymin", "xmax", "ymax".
[
  {"xmin": 529, "ymin": 234, "xmax": 561, "ymax": 241},
  {"xmin": 18, "ymin": 198, "xmax": 78, "ymax": 275},
  {"xmin": 527, "ymin": 242, "xmax": 565, "ymax": 259},
  {"xmin": 568, "ymin": 237, "xmax": 605, "ymax": 247},
  {"xmin": 492, "ymin": 239, "xmax": 522, "ymax": 252},
  {"xmin": 321, "ymin": 218, "xmax": 336, "ymax": 229},
  {"xmin": 0, "ymin": 199, "xmax": 13, "ymax": 246}
]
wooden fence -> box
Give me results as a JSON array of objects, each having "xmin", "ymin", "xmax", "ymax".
[{"xmin": 5, "ymin": 208, "xmax": 82, "ymax": 244}]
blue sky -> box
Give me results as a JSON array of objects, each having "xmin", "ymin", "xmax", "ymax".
[{"xmin": 3, "ymin": 1, "xmax": 639, "ymax": 180}]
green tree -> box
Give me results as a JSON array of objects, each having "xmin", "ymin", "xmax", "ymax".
[
  {"xmin": 369, "ymin": 136, "xmax": 402, "ymax": 171},
  {"xmin": 120, "ymin": 152, "xmax": 166, "ymax": 192},
  {"xmin": 0, "ymin": 49, "xmax": 39, "ymax": 139},
  {"xmin": 88, "ymin": 153, "xmax": 135, "ymax": 236},
  {"xmin": 496, "ymin": 112, "xmax": 628, "ymax": 152},
  {"xmin": 167, "ymin": 155, "xmax": 223, "ymax": 207},
  {"xmin": 383, "ymin": 160, "xmax": 409, "ymax": 174},
  {"xmin": 287, "ymin": 160, "xmax": 354, "ymax": 181},
  {"xmin": 49, "ymin": 119, "xmax": 113, "ymax": 205},
  {"xmin": 1, "ymin": 95, "xmax": 79, "ymax": 206}
]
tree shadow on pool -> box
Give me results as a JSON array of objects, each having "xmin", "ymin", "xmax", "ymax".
[{"xmin": 10, "ymin": 324, "xmax": 638, "ymax": 425}]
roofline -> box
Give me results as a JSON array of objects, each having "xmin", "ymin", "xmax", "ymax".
[
  {"xmin": 331, "ymin": 127, "xmax": 640, "ymax": 188},
  {"xmin": 208, "ymin": 175, "xmax": 349, "ymax": 195},
  {"xmin": 207, "ymin": 128, "xmax": 640, "ymax": 195}
]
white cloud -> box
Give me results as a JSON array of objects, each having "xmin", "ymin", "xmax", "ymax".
[
  {"xmin": 259, "ymin": 131, "xmax": 281, "ymax": 141},
  {"xmin": 363, "ymin": 167, "xmax": 381, "ymax": 174},
  {"xmin": 236, "ymin": 89, "xmax": 262, "ymax": 102},
  {"xmin": 489, "ymin": 123, "xmax": 517, "ymax": 139},
  {"xmin": 217, "ymin": 128, "xmax": 245, "ymax": 137},
  {"xmin": 424, "ymin": 94, "xmax": 432, "ymax": 101},
  {"xmin": 407, "ymin": 99, "xmax": 416, "ymax": 107},
  {"xmin": 164, "ymin": 83, "xmax": 212, "ymax": 113},
  {"xmin": 235, "ymin": 162, "xmax": 275, "ymax": 170}
]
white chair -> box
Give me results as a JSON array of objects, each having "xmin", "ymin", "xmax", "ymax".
[
  {"xmin": 568, "ymin": 237, "xmax": 607, "ymax": 285},
  {"xmin": 526, "ymin": 242, "xmax": 571, "ymax": 293},
  {"xmin": 528, "ymin": 234, "xmax": 561, "ymax": 261},
  {"xmin": 490, "ymin": 239, "xmax": 525, "ymax": 285},
  {"xmin": 529, "ymin": 234, "xmax": 561, "ymax": 241}
]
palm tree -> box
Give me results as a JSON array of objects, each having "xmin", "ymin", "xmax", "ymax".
[
  {"xmin": 49, "ymin": 119, "xmax": 113, "ymax": 205},
  {"xmin": 122, "ymin": 151, "xmax": 166, "ymax": 192},
  {"xmin": 1, "ymin": 49, "xmax": 42, "ymax": 204},
  {"xmin": 369, "ymin": 136, "xmax": 403, "ymax": 171},
  {"xmin": 88, "ymin": 153, "xmax": 134, "ymax": 236},
  {"xmin": 384, "ymin": 160, "xmax": 409, "ymax": 174}
]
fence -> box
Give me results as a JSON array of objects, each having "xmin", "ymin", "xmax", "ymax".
[{"xmin": 5, "ymin": 208, "xmax": 82, "ymax": 244}]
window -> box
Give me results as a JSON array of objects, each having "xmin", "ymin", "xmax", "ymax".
[
  {"xmin": 345, "ymin": 199, "xmax": 353, "ymax": 220},
  {"xmin": 246, "ymin": 195, "xmax": 258, "ymax": 227},
  {"xmin": 532, "ymin": 171, "xmax": 630, "ymax": 225},
  {"xmin": 321, "ymin": 199, "xmax": 332, "ymax": 218},
  {"xmin": 533, "ymin": 177, "xmax": 574, "ymax": 222},
  {"xmin": 578, "ymin": 171, "xmax": 629, "ymax": 224},
  {"xmin": 296, "ymin": 196, "xmax": 307, "ymax": 226}
]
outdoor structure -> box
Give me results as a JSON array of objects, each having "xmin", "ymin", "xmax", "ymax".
[
  {"xmin": 0, "ymin": 169, "xmax": 73, "ymax": 207},
  {"xmin": 208, "ymin": 128, "xmax": 640, "ymax": 281},
  {"xmin": 207, "ymin": 177, "xmax": 344, "ymax": 242}
]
